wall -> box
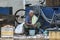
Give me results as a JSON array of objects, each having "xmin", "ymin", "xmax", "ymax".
[
  {"xmin": 25, "ymin": 0, "xmax": 39, "ymax": 5},
  {"xmin": 25, "ymin": 0, "xmax": 46, "ymax": 6},
  {"xmin": 0, "ymin": 0, "xmax": 25, "ymax": 23},
  {"xmin": 0, "ymin": 0, "xmax": 25, "ymax": 14}
]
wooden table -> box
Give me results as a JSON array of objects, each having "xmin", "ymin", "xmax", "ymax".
[{"xmin": 0, "ymin": 15, "xmax": 16, "ymax": 38}]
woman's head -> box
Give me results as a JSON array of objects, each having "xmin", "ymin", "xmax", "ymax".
[{"xmin": 29, "ymin": 10, "xmax": 34, "ymax": 17}]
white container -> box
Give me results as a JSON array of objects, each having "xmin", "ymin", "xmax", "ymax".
[
  {"xmin": 29, "ymin": 30, "xmax": 35, "ymax": 36},
  {"xmin": 1, "ymin": 27, "xmax": 14, "ymax": 37}
]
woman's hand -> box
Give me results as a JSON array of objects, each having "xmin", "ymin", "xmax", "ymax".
[{"xmin": 31, "ymin": 24, "xmax": 36, "ymax": 27}]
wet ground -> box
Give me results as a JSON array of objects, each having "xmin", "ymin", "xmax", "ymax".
[{"xmin": 0, "ymin": 34, "xmax": 49, "ymax": 40}]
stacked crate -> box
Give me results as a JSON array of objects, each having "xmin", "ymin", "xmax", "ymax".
[
  {"xmin": 1, "ymin": 25, "xmax": 14, "ymax": 40},
  {"xmin": 46, "ymin": 0, "xmax": 60, "ymax": 7}
]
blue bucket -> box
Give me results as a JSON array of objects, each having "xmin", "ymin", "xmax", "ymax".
[{"xmin": 29, "ymin": 30, "xmax": 35, "ymax": 36}]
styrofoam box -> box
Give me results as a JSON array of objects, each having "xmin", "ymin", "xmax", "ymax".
[{"xmin": 1, "ymin": 27, "xmax": 14, "ymax": 37}]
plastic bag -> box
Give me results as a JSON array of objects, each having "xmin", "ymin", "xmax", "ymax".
[{"xmin": 15, "ymin": 22, "xmax": 25, "ymax": 34}]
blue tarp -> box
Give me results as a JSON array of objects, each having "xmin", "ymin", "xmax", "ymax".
[
  {"xmin": 25, "ymin": 7, "xmax": 60, "ymax": 28},
  {"xmin": 42, "ymin": 7, "xmax": 60, "ymax": 19}
]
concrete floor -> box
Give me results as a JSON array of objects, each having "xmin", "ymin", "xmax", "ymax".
[
  {"xmin": 14, "ymin": 34, "xmax": 49, "ymax": 40},
  {"xmin": 0, "ymin": 34, "xmax": 49, "ymax": 40}
]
